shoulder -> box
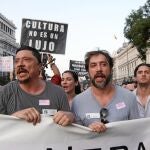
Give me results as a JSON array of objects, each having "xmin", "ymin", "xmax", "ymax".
[
  {"xmin": 72, "ymin": 88, "xmax": 91, "ymax": 104},
  {"xmin": 76, "ymin": 87, "xmax": 90, "ymax": 97},
  {"xmin": 116, "ymin": 85, "xmax": 135, "ymax": 96},
  {"xmin": 115, "ymin": 85, "xmax": 137, "ymax": 103},
  {"xmin": 45, "ymin": 81, "xmax": 65, "ymax": 93},
  {"xmin": 1, "ymin": 81, "xmax": 18, "ymax": 93}
]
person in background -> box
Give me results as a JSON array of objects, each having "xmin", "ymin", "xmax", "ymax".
[
  {"xmin": 48, "ymin": 54, "xmax": 61, "ymax": 85},
  {"xmin": 39, "ymin": 54, "xmax": 61, "ymax": 85},
  {"xmin": 124, "ymin": 80, "xmax": 137, "ymax": 91},
  {"xmin": 133, "ymin": 63, "xmax": 150, "ymax": 118},
  {"xmin": 121, "ymin": 81, "xmax": 127, "ymax": 89},
  {"xmin": 61, "ymin": 70, "xmax": 81, "ymax": 107},
  {"xmin": 71, "ymin": 50, "xmax": 139, "ymax": 133},
  {"xmin": 0, "ymin": 46, "xmax": 74, "ymax": 126}
]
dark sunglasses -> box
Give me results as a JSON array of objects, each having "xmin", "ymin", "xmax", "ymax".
[{"xmin": 100, "ymin": 108, "xmax": 109, "ymax": 124}]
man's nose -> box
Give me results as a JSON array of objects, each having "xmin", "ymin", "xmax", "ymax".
[
  {"xmin": 96, "ymin": 64, "xmax": 102, "ymax": 71},
  {"xmin": 16, "ymin": 59, "xmax": 24, "ymax": 67},
  {"xmin": 141, "ymin": 72, "xmax": 146, "ymax": 76}
]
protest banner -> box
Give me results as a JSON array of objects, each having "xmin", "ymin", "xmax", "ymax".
[
  {"xmin": 69, "ymin": 60, "xmax": 87, "ymax": 77},
  {"xmin": 0, "ymin": 115, "xmax": 149, "ymax": 150},
  {"xmin": 0, "ymin": 56, "xmax": 13, "ymax": 72},
  {"xmin": 20, "ymin": 18, "xmax": 68, "ymax": 54}
]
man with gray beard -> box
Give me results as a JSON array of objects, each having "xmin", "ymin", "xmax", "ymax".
[{"xmin": 71, "ymin": 50, "xmax": 139, "ymax": 133}]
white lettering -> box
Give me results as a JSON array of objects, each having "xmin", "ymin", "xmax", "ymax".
[
  {"xmin": 25, "ymin": 20, "xmax": 66, "ymax": 32},
  {"xmin": 40, "ymin": 32, "xmax": 47, "ymax": 38},
  {"xmin": 54, "ymin": 24, "xmax": 59, "ymax": 31},
  {"xmin": 49, "ymin": 33, "xmax": 58, "ymax": 39},
  {"xmin": 48, "ymin": 23, "xmax": 53, "ymax": 30},
  {"xmin": 38, "ymin": 22, "xmax": 41, "ymax": 29},
  {"xmin": 49, "ymin": 42, "xmax": 55, "ymax": 51},
  {"xmin": 42, "ymin": 41, "xmax": 47, "ymax": 50},
  {"xmin": 32, "ymin": 21, "xmax": 37, "ymax": 29},
  {"xmin": 60, "ymin": 25, "xmax": 65, "ymax": 32},
  {"xmin": 28, "ymin": 31, "xmax": 37, "ymax": 37},
  {"xmin": 29, "ymin": 40, "xmax": 55, "ymax": 52},
  {"xmin": 29, "ymin": 39, "xmax": 32, "ymax": 47},
  {"xmin": 25, "ymin": 20, "xmax": 31, "ymax": 28},
  {"xmin": 35, "ymin": 40, "xmax": 42, "ymax": 50},
  {"xmin": 43, "ymin": 22, "xmax": 47, "ymax": 30}
]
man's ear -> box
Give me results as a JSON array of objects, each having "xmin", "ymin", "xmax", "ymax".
[{"xmin": 39, "ymin": 63, "xmax": 43, "ymax": 71}]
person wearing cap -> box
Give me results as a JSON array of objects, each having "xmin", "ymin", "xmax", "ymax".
[{"xmin": 71, "ymin": 49, "xmax": 139, "ymax": 133}]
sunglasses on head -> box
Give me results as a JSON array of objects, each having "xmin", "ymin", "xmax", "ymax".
[{"xmin": 100, "ymin": 108, "xmax": 109, "ymax": 124}]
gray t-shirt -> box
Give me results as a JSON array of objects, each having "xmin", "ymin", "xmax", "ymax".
[
  {"xmin": 0, "ymin": 80, "xmax": 70, "ymax": 115},
  {"xmin": 71, "ymin": 85, "xmax": 139, "ymax": 126}
]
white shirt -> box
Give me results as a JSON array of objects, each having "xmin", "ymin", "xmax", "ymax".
[{"xmin": 133, "ymin": 89, "xmax": 150, "ymax": 118}]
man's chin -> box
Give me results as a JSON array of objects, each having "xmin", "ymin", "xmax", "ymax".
[
  {"xmin": 92, "ymin": 80, "xmax": 106, "ymax": 89},
  {"xmin": 18, "ymin": 78, "xmax": 30, "ymax": 84}
]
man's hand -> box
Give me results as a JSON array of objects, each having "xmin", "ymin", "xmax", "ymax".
[
  {"xmin": 53, "ymin": 111, "xmax": 75, "ymax": 126},
  {"xmin": 88, "ymin": 122, "xmax": 107, "ymax": 133},
  {"xmin": 11, "ymin": 107, "xmax": 41, "ymax": 125}
]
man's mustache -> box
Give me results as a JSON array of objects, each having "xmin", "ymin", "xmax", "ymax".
[
  {"xmin": 94, "ymin": 73, "xmax": 106, "ymax": 79},
  {"xmin": 16, "ymin": 67, "xmax": 28, "ymax": 74}
]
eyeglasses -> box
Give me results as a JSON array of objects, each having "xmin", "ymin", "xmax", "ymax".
[{"xmin": 100, "ymin": 108, "xmax": 109, "ymax": 124}]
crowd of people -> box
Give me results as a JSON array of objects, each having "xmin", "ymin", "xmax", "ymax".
[{"xmin": 0, "ymin": 45, "xmax": 150, "ymax": 133}]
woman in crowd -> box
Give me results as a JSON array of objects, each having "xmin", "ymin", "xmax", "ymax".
[
  {"xmin": 39, "ymin": 54, "xmax": 61, "ymax": 85},
  {"xmin": 61, "ymin": 70, "xmax": 81, "ymax": 107}
]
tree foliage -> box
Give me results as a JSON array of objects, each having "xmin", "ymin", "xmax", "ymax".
[{"xmin": 124, "ymin": 0, "xmax": 150, "ymax": 61}]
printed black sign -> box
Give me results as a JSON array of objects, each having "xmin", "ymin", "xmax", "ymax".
[
  {"xmin": 69, "ymin": 60, "xmax": 87, "ymax": 77},
  {"xmin": 20, "ymin": 18, "xmax": 68, "ymax": 54}
]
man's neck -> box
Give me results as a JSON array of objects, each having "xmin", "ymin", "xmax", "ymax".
[
  {"xmin": 19, "ymin": 79, "xmax": 46, "ymax": 95},
  {"xmin": 91, "ymin": 83, "xmax": 115, "ymax": 107},
  {"xmin": 137, "ymin": 84, "xmax": 150, "ymax": 97}
]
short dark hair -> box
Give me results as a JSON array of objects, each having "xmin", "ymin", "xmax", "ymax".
[
  {"xmin": 16, "ymin": 45, "xmax": 41, "ymax": 64},
  {"xmin": 134, "ymin": 63, "xmax": 150, "ymax": 77},
  {"xmin": 84, "ymin": 50, "xmax": 113, "ymax": 71}
]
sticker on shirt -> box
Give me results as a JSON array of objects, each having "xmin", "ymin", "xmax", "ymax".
[
  {"xmin": 39, "ymin": 99, "xmax": 50, "ymax": 106},
  {"xmin": 116, "ymin": 102, "xmax": 126, "ymax": 110},
  {"xmin": 42, "ymin": 109, "xmax": 57, "ymax": 116},
  {"xmin": 86, "ymin": 113, "xmax": 100, "ymax": 119}
]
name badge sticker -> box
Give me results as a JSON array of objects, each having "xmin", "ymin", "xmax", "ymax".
[
  {"xmin": 86, "ymin": 113, "xmax": 100, "ymax": 119},
  {"xmin": 39, "ymin": 99, "xmax": 50, "ymax": 106},
  {"xmin": 116, "ymin": 102, "xmax": 126, "ymax": 110},
  {"xmin": 42, "ymin": 109, "xmax": 57, "ymax": 116}
]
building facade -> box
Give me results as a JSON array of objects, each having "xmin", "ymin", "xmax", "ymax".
[
  {"xmin": 0, "ymin": 13, "xmax": 19, "ymax": 84},
  {"xmin": 113, "ymin": 42, "xmax": 150, "ymax": 85}
]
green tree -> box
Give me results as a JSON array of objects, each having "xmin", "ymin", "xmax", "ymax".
[{"xmin": 124, "ymin": 0, "xmax": 150, "ymax": 61}]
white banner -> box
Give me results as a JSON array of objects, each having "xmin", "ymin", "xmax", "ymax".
[
  {"xmin": 0, "ymin": 56, "xmax": 13, "ymax": 72},
  {"xmin": 0, "ymin": 115, "xmax": 149, "ymax": 150}
]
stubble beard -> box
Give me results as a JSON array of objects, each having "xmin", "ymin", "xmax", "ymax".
[
  {"xmin": 18, "ymin": 76, "xmax": 31, "ymax": 84},
  {"xmin": 91, "ymin": 74, "xmax": 112, "ymax": 89}
]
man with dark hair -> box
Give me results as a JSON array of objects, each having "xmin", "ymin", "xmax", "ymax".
[
  {"xmin": 133, "ymin": 63, "xmax": 150, "ymax": 117},
  {"xmin": 0, "ymin": 46, "xmax": 74, "ymax": 126},
  {"xmin": 72, "ymin": 49, "xmax": 139, "ymax": 132}
]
